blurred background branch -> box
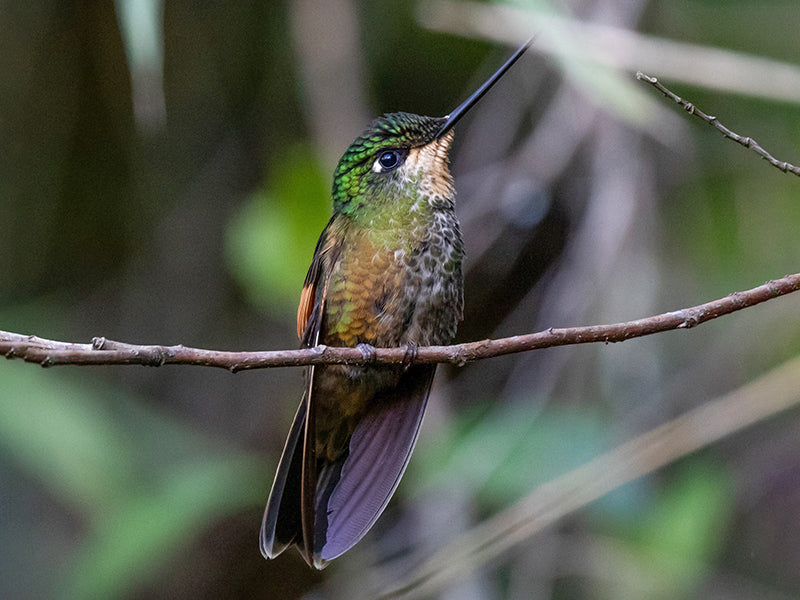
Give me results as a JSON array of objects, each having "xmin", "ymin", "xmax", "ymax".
[
  {"xmin": 378, "ymin": 354, "xmax": 800, "ymax": 599},
  {"xmin": 419, "ymin": 0, "xmax": 800, "ymax": 105}
]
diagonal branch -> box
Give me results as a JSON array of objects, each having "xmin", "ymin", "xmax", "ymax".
[
  {"xmin": 636, "ymin": 71, "xmax": 800, "ymax": 176},
  {"xmin": 2, "ymin": 273, "xmax": 799, "ymax": 372},
  {"xmin": 375, "ymin": 354, "xmax": 800, "ymax": 600}
]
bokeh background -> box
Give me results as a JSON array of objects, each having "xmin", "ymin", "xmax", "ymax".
[{"xmin": 3, "ymin": 1, "xmax": 800, "ymax": 598}]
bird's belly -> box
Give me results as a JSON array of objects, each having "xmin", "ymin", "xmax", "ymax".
[{"xmin": 324, "ymin": 229, "xmax": 462, "ymax": 349}]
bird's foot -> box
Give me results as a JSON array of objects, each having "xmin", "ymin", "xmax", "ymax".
[
  {"xmin": 402, "ymin": 342, "xmax": 419, "ymax": 370},
  {"xmin": 356, "ymin": 343, "xmax": 377, "ymax": 364}
]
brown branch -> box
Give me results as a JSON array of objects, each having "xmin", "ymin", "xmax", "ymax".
[
  {"xmin": 2, "ymin": 273, "xmax": 799, "ymax": 372},
  {"xmin": 636, "ymin": 71, "xmax": 800, "ymax": 177}
]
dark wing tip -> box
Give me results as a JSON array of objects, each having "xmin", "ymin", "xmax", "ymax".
[
  {"xmin": 260, "ymin": 398, "xmax": 308, "ymax": 561},
  {"xmin": 259, "ymin": 524, "xmax": 288, "ymax": 559}
]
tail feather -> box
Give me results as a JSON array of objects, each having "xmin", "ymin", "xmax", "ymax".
[
  {"xmin": 315, "ymin": 365, "xmax": 435, "ymax": 564},
  {"xmin": 260, "ymin": 398, "xmax": 307, "ymax": 559},
  {"xmin": 261, "ymin": 365, "xmax": 436, "ymax": 569}
]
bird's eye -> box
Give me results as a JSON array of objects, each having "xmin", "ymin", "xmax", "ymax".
[
  {"xmin": 372, "ymin": 149, "xmax": 406, "ymax": 173},
  {"xmin": 379, "ymin": 151, "xmax": 399, "ymax": 169}
]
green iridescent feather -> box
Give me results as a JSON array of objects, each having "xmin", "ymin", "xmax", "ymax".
[{"xmin": 332, "ymin": 112, "xmax": 446, "ymax": 214}]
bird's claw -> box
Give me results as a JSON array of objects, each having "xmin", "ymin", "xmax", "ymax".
[
  {"xmin": 402, "ymin": 342, "xmax": 419, "ymax": 370},
  {"xmin": 356, "ymin": 343, "xmax": 377, "ymax": 364}
]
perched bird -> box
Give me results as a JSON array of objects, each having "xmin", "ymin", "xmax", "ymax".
[{"xmin": 260, "ymin": 41, "xmax": 531, "ymax": 569}]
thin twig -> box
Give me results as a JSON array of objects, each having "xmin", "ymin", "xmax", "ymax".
[
  {"xmin": 2, "ymin": 273, "xmax": 799, "ymax": 371},
  {"xmin": 636, "ymin": 72, "xmax": 800, "ymax": 176}
]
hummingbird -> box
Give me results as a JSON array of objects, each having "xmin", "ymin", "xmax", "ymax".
[{"xmin": 260, "ymin": 40, "xmax": 531, "ymax": 569}]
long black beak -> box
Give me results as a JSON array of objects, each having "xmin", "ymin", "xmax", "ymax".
[{"xmin": 436, "ymin": 38, "xmax": 532, "ymax": 140}]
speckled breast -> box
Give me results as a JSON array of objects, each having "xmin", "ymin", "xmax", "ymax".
[{"xmin": 323, "ymin": 204, "xmax": 464, "ymax": 350}]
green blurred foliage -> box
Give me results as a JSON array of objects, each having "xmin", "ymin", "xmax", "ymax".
[
  {"xmin": 585, "ymin": 460, "xmax": 733, "ymax": 600},
  {"xmin": 226, "ymin": 145, "xmax": 330, "ymax": 313},
  {"xmin": 1, "ymin": 362, "xmax": 265, "ymax": 600},
  {"xmin": 413, "ymin": 402, "xmax": 613, "ymax": 506}
]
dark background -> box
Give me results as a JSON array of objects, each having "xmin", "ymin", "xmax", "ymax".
[{"xmin": 3, "ymin": 1, "xmax": 800, "ymax": 598}]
